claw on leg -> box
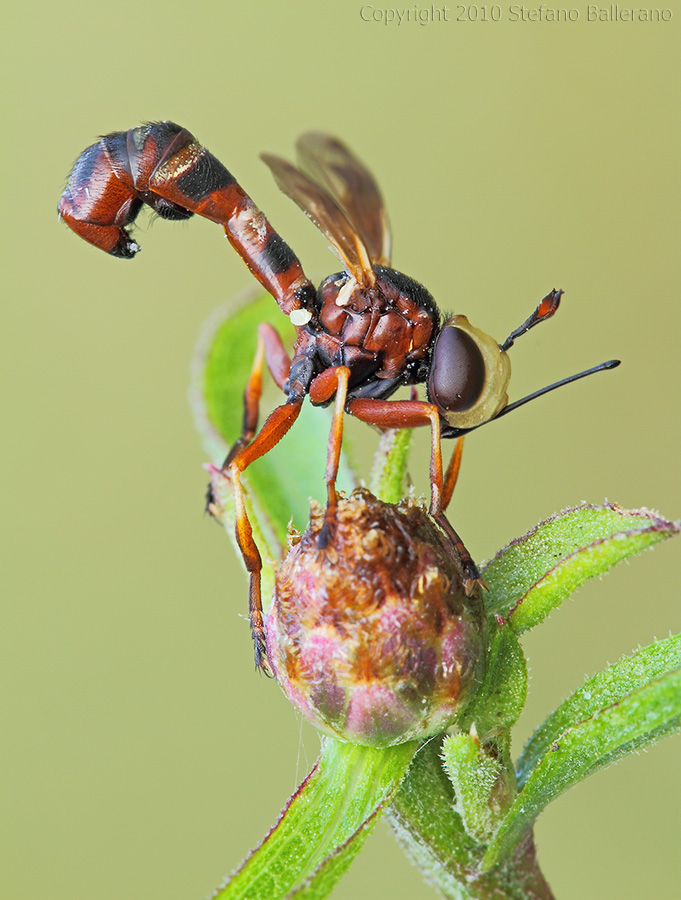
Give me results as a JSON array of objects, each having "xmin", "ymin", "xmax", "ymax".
[
  {"xmin": 433, "ymin": 511, "xmax": 486, "ymax": 595},
  {"xmin": 249, "ymin": 585, "xmax": 274, "ymax": 677}
]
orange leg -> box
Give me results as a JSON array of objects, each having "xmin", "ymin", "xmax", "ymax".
[
  {"xmin": 348, "ymin": 398, "xmax": 444, "ymax": 513},
  {"xmin": 222, "ymin": 323, "xmax": 292, "ymax": 470},
  {"xmin": 442, "ymin": 436, "xmax": 465, "ymax": 512},
  {"xmin": 309, "ymin": 366, "xmax": 351, "ymax": 547},
  {"xmin": 223, "ymin": 333, "xmax": 266, "ymax": 471},
  {"xmin": 215, "ymin": 326, "xmax": 297, "ymax": 672},
  {"xmin": 348, "ymin": 399, "xmax": 482, "ymax": 594},
  {"xmin": 227, "ymin": 400, "xmax": 303, "ymax": 672}
]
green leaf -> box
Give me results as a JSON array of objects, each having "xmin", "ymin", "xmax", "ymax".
[
  {"xmin": 191, "ymin": 292, "xmax": 356, "ymax": 542},
  {"xmin": 192, "ymin": 293, "xmax": 295, "ymax": 461},
  {"xmin": 286, "ymin": 808, "xmax": 383, "ymax": 899},
  {"xmin": 482, "ymin": 504, "xmax": 680, "ymax": 632},
  {"xmin": 215, "ymin": 738, "xmax": 418, "ymax": 900},
  {"xmin": 517, "ymin": 632, "xmax": 681, "ymax": 788},
  {"xmin": 483, "ymin": 635, "xmax": 681, "ymax": 869}
]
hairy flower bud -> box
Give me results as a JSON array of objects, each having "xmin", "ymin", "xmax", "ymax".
[{"xmin": 265, "ymin": 489, "xmax": 487, "ymax": 747}]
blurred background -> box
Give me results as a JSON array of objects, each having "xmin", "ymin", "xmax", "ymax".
[{"xmin": 4, "ymin": 2, "xmax": 679, "ymax": 898}]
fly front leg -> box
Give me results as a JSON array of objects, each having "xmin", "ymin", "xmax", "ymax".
[
  {"xmin": 221, "ymin": 331, "xmax": 266, "ymax": 474},
  {"xmin": 347, "ymin": 398, "xmax": 482, "ymax": 594},
  {"xmin": 309, "ymin": 366, "xmax": 351, "ymax": 548}
]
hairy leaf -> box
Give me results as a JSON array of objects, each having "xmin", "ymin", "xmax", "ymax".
[
  {"xmin": 483, "ymin": 504, "xmax": 679, "ymax": 632},
  {"xmin": 483, "ymin": 635, "xmax": 681, "ymax": 868},
  {"xmin": 441, "ymin": 733, "xmax": 506, "ymax": 843},
  {"xmin": 517, "ymin": 632, "xmax": 681, "ymax": 787}
]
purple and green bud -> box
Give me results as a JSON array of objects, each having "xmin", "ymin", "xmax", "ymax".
[{"xmin": 266, "ymin": 489, "xmax": 487, "ymax": 747}]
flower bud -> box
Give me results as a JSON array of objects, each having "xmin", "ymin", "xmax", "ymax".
[{"xmin": 265, "ymin": 489, "xmax": 487, "ymax": 747}]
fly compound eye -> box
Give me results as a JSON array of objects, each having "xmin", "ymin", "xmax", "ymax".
[
  {"xmin": 428, "ymin": 326, "xmax": 485, "ymax": 413},
  {"xmin": 428, "ymin": 315, "xmax": 512, "ymax": 431}
]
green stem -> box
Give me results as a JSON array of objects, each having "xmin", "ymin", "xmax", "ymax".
[
  {"xmin": 387, "ymin": 738, "xmax": 555, "ymax": 900},
  {"xmin": 370, "ymin": 428, "xmax": 413, "ymax": 504}
]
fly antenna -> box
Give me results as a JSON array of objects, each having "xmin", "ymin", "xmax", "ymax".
[
  {"xmin": 501, "ymin": 289, "xmax": 563, "ymax": 353},
  {"xmin": 494, "ymin": 359, "xmax": 621, "ymax": 422}
]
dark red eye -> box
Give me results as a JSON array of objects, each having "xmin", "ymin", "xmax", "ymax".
[{"xmin": 428, "ymin": 326, "xmax": 486, "ymax": 413}]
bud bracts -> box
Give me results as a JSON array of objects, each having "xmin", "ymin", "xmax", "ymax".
[{"xmin": 266, "ymin": 489, "xmax": 487, "ymax": 747}]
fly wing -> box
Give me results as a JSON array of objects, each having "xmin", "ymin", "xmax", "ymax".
[
  {"xmin": 295, "ymin": 132, "xmax": 391, "ymax": 267},
  {"xmin": 262, "ymin": 152, "xmax": 375, "ymax": 285}
]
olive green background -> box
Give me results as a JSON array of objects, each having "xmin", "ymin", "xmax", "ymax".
[{"xmin": 4, "ymin": 2, "xmax": 679, "ymax": 898}]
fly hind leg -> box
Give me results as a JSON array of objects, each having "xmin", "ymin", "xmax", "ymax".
[{"xmin": 347, "ymin": 398, "xmax": 483, "ymax": 594}]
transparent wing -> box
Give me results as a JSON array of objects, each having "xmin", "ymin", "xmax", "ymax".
[
  {"xmin": 296, "ymin": 132, "xmax": 391, "ymax": 267},
  {"xmin": 262, "ymin": 152, "xmax": 375, "ymax": 285}
]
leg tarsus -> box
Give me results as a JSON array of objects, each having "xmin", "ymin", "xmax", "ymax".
[
  {"xmin": 433, "ymin": 511, "xmax": 487, "ymax": 596},
  {"xmin": 316, "ymin": 498, "xmax": 338, "ymax": 550},
  {"xmin": 205, "ymin": 482, "xmax": 218, "ymax": 519},
  {"xmin": 228, "ymin": 463, "xmax": 268, "ymax": 671},
  {"xmin": 248, "ymin": 576, "xmax": 274, "ymax": 676}
]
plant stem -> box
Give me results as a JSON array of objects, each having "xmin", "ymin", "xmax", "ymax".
[{"xmin": 387, "ymin": 737, "xmax": 556, "ymax": 900}]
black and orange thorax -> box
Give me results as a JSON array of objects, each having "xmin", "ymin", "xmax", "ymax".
[{"xmin": 287, "ymin": 267, "xmax": 441, "ymax": 404}]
